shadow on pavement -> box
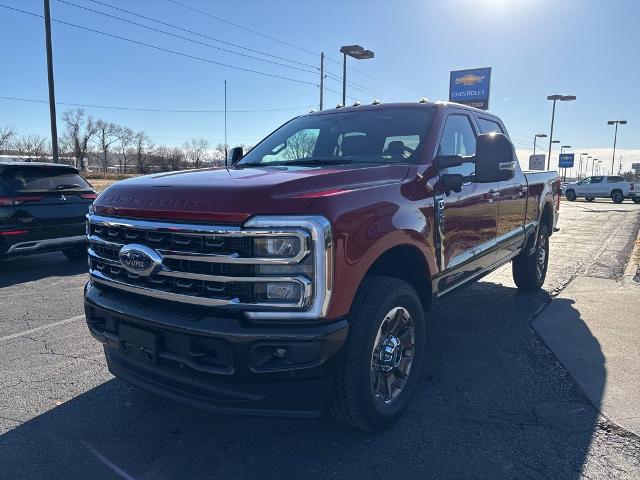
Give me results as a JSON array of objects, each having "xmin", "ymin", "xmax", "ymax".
[
  {"xmin": 0, "ymin": 252, "xmax": 87, "ymax": 288},
  {"xmin": 0, "ymin": 282, "xmax": 605, "ymax": 479}
]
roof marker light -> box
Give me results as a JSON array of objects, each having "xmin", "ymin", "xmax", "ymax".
[
  {"xmin": 353, "ymin": 101, "xmax": 361, "ymax": 107},
  {"xmin": 336, "ymin": 103, "xmax": 344, "ymax": 109},
  {"xmin": 372, "ymin": 99, "xmax": 381, "ymax": 105},
  {"xmin": 419, "ymin": 97, "xmax": 429, "ymax": 103}
]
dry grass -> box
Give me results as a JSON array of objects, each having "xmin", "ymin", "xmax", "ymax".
[{"xmin": 89, "ymin": 178, "xmax": 123, "ymax": 192}]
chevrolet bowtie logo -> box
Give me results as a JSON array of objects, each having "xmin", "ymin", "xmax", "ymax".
[{"xmin": 455, "ymin": 74, "xmax": 485, "ymax": 86}]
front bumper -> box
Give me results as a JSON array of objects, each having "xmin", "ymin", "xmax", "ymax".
[{"xmin": 84, "ymin": 282, "xmax": 349, "ymax": 416}]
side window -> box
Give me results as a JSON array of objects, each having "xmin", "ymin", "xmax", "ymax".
[
  {"xmin": 607, "ymin": 176, "xmax": 623, "ymax": 183},
  {"xmin": 591, "ymin": 176, "xmax": 604, "ymax": 184},
  {"xmin": 437, "ymin": 114, "xmax": 476, "ymax": 176},
  {"xmin": 476, "ymin": 117, "xmax": 504, "ymax": 135},
  {"xmin": 581, "ymin": 177, "xmax": 592, "ymax": 184},
  {"xmin": 261, "ymin": 128, "xmax": 320, "ymax": 163}
]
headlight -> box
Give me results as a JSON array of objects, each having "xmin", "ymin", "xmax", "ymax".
[
  {"xmin": 254, "ymin": 236, "xmax": 301, "ymax": 257},
  {"xmin": 244, "ymin": 215, "xmax": 332, "ymax": 320}
]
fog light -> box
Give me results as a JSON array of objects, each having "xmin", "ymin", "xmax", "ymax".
[
  {"xmin": 254, "ymin": 282, "xmax": 302, "ymax": 303},
  {"xmin": 254, "ymin": 237, "xmax": 301, "ymax": 257}
]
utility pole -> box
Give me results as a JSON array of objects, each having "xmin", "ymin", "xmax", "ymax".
[
  {"xmin": 44, "ymin": 0, "xmax": 59, "ymax": 163},
  {"xmin": 319, "ymin": 52, "xmax": 324, "ymax": 110},
  {"xmin": 224, "ymin": 80, "xmax": 227, "ymax": 163}
]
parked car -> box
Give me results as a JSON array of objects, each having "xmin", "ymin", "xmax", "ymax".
[
  {"xmin": 0, "ymin": 162, "xmax": 96, "ymax": 259},
  {"xmin": 564, "ymin": 175, "xmax": 640, "ymax": 203},
  {"xmin": 83, "ymin": 101, "xmax": 560, "ymax": 430}
]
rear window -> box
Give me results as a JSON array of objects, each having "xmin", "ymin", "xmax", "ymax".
[
  {"xmin": 2, "ymin": 167, "xmax": 91, "ymax": 193},
  {"xmin": 607, "ymin": 176, "xmax": 624, "ymax": 183}
]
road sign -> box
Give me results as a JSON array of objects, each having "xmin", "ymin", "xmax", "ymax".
[
  {"xmin": 529, "ymin": 154, "xmax": 546, "ymax": 170},
  {"xmin": 449, "ymin": 67, "xmax": 492, "ymax": 110},
  {"xmin": 559, "ymin": 153, "xmax": 575, "ymax": 168}
]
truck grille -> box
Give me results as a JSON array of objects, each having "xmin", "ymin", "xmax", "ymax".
[{"xmin": 87, "ymin": 214, "xmax": 312, "ymax": 309}]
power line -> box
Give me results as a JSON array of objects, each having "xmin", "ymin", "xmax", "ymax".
[
  {"xmin": 58, "ymin": 0, "xmax": 319, "ymax": 76},
  {"xmin": 0, "ymin": 4, "xmax": 318, "ymax": 86},
  {"xmin": 166, "ymin": 0, "xmax": 319, "ymax": 57},
  {"xmin": 83, "ymin": 0, "xmax": 319, "ymax": 71},
  {"xmin": 0, "ymin": 95, "xmax": 315, "ymax": 113}
]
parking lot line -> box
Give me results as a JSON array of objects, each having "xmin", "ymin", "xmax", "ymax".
[{"xmin": 0, "ymin": 314, "xmax": 85, "ymax": 343}]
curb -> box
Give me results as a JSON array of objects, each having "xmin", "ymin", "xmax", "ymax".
[{"xmin": 623, "ymin": 229, "xmax": 640, "ymax": 286}]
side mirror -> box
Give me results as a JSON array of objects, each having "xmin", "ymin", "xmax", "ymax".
[
  {"xmin": 228, "ymin": 146, "xmax": 244, "ymax": 166},
  {"xmin": 474, "ymin": 133, "xmax": 516, "ymax": 183},
  {"xmin": 434, "ymin": 154, "xmax": 466, "ymax": 169}
]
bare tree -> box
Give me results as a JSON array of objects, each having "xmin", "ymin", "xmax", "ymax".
[
  {"xmin": 62, "ymin": 109, "xmax": 99, "ymax": 170},
  {"xmin": 283, "ymin": 131, "xmax": 316, "ymax": 160},
  {"xmin": 214, "ymin": 143, "xmax": 228, "ymax": 166},
  {"xmin": 184, "ymin": 138, "xmax": 209, "ymax": 169},
  {"xmin": 119, "ymin": 127, "xmax": 134, "ymax": 173},
  {"xmin": 133, "ymin": 131, "xmax": 151, "ymax": 174},
  {"xmin": 168, "ymin": 146, "xmax": 185, "ymax": 171},
  {"xmin": 94, "ymin": 120, "xmax": 122, "ymax": 175},
  {"xmin": 0, "ymin": 126, "xmax": 15, "ymax": 152},
  {"xmin": 15, "ymin": 134, "xmax": 50, "ymax": 161}
]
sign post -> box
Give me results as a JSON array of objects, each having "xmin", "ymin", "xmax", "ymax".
[
  {"xmin": 449, "ymin": 67, "xmax": 492, "ymax": 110},
  {"xmin": 559, "ymin": 153, "xmax": 575, "ymax": 182}
]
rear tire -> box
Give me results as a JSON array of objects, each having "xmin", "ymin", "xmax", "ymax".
[
  {"xmin": 330, "ymin": 275, "xmax": 425, "ymax": 431},
  {"xmin": 512, "ymin": 223, "xmax": 549, "ymax": 291},
  {"xmin": 611, "ymin": 190, "xmax": 624, "ymax": 204},
  {"xmin": 565, "ymin": 189, "xmax": 577, "ymax": 201},
  {"xmin": 63, "ymin": 245, "xmax": 87, "ymax": 261},
  {"xmin": 633, "ymin": 198, "xmax": 640, "ymax": 204}
]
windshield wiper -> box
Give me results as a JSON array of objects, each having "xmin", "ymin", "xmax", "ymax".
[
  {"xmin": 50, "ymin": 183, "xmax": 83, "ymax": 190},
  {"xmin": 237, "ymin": 158, "xmax": 358, "ymax": 168}
]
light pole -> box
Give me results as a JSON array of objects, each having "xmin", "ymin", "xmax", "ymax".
[
  {"xmin": 339, "ymin": 45, "xmax": 374, "ymax": 106},
  {"xmin": 592, "ymin": 158, "xmax": 599, "ymax": 176},
  {"xmin": 533, "ymin": 133, "xmax": 547, "ymax": 155},
  {"xmin": 560, "ymin": 145, "xmax": 571, "ymax": 181},
  {"xmin": 44, "ymin": 0, "xmax": 59, "ymax": 163},
  {"xmin": 607, "ymin": 120, "xmax": 627, "ymax": 175},
  {"xmin": 546, "ymin": 94, "xmax": 576, "ymax": 169},
  {"xmin": 550, "ymin": 140, "xmax": 559, "ymax": 169},
  {"xmin": 586, "ymin": 156, "xmax": 592, "ymax": 176},
  {"xmin": 579, "ymin": 153, "xmax": 588, "ymax": 179}
]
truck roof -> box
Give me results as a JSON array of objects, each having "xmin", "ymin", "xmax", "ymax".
[{"xmin": 307, "ymin": 100, "xmax": 494, "ymax": 116}]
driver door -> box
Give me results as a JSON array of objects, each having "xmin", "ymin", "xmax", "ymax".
[{"xmin": 435, "ymin": 113, "xmax": 499, "ymax": 292}]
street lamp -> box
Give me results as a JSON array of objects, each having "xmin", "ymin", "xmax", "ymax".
[
  {"xmin": 339, "ymin": 45, "xmax": 374, "ymax": 106},
  {"xmin": 592, "ymin": 158, "xmax": 599, "ymax": 176},
  {"xmin": 546, "ymin": 94, "xmax": 576, "ymax": 169},
  {"xmin": 533, "ymin": 133, "xmax": 547, "ymax": 155},
  {"xmin": 607, "ymin": 120, "xmax": 627, "ymax": 175},
  {"xmin": 579, "ymin": 152, "xmax": 588, "ymax": 179}
]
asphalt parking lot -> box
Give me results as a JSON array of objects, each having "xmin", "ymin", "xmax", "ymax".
[{"xmin": 1, "ymin": 199, "xmax": 640, "ymax": 480}]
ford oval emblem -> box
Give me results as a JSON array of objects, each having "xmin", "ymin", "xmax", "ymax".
[{"xmin": 118, "ymin": 244, "xmax": 162, "ymax": 277}]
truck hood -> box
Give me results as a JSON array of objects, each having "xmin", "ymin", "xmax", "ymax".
[{"xmin": 93, "ymin": 164, "xmax": 410, "ymax": 223}]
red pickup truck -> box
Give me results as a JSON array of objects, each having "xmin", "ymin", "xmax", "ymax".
[{"xmin": 84, "ymin": 101, "xmax": 560, "ymax": 430}]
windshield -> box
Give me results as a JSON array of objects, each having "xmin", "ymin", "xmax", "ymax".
[
  {"xmin": 237, "ymin": 107, "xmax": 435, "ymax": 167},
  {"xmin": 2, "ymin": 167, "xmax": 91, "ymax": 193}
]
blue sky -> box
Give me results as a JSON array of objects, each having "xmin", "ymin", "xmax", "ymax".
[{"xmin": 1, "ymin": 0, "xmax": 639, "ymax": 170}]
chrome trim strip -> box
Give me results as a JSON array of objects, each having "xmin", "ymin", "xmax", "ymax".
[
  {"xmin": 6, "ymin": 235, "xmax": 86, "ymax": 254},
  {"xmin": 87, "ymin": 220, "xmax": 310, "ymax": 265},
  {"xmin": 90, "ymin": 269, "xmax": 311, "ymax": 309}
]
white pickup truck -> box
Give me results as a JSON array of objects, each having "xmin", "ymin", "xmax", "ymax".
[{"xmin": 564, "ymin": 175, "xmax": 640, "ymax": 203}]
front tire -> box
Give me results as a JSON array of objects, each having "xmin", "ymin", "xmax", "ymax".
[
  {"xmin": 565, "ymin": 189, "xmax": 577, "ymax": 201},
  {"xmin": 633, "ymin": 197, "xmax": 640, "ymax": 204},
  {"xmin": 611, "ymin": 190, "xmax": 624, "ymax": 204},
  {"xmin": 512, "ymin": 223, "xmax": 549, "ymax": 291},
  {"xmin": 330, "ymin": 276, "xmax": 425, "ymax": 431}
]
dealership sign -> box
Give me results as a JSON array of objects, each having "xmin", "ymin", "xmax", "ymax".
[
  {"xmin": 529, "ymin": 154, "xmax": 546, "ymax": 171},
  {"xmin": 449, "ymin": 67, "xmax": 492, "ymax": 110},
  {"xmin": 558, "ymin": 153, "xmax": 575, "ymax": 168}
]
